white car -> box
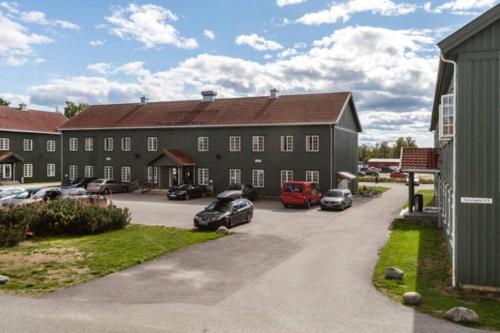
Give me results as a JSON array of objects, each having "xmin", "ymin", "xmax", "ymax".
[{"xmin": 0, "ymin": 187, "xmax": 25, "ymax": 199}]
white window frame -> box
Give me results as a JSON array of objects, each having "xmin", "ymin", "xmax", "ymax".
[
  {"xmin": 122, "ymin": 137, "xmax": 131, "ymax": 152},
  {"xmin": 198, "ymin": 168, "xmax": 209, "ymax": 185},
  {"xmin": 229, "ymin": 136, "xmax": 241, "ymax": 152},
  {"xmin": 198, "ymin": 137, "xmax": 209, "ymax": 152},
  {"xmin": 2, "ymin": 164, "xmax": 12, "ymax": 179},
  {"xmin": 252, "ymin": 169, "xmax": 264, "ymax": 188},
  {"xmin": 147, "ymin": 166, "xmax": 158, "ymax": 184},
  {"xmin": 104, "ymin": 137, "xmax": 114, "ymax": 152},
  {"xmin": 47, "ymin": 163, "xmax": 56, "ymax": 177},
  {"xmin": 147, "ymin": 137, "xmax": 158, "ymax": 152},
  {"xmin": 280, "ymin": 136, "xmax": 294, "ymax": 152},
  {"xmin": 121, "ymin": 166, "xmax": 131, "ymax": 183},
  {"xmin": 47, "ymin": 140, "xmax": 56, "ymax": 152},
  {"xmin": 439, "ymin": 94, "xmax": 454, "ymax": 140},
  {"xmin": 104, "ymin": 166, "xmax": 113, "ymax": 179},
  {"xmin": 84, "ymin": 137, "xmax": 94, "ymax": 151},
  {"xmin": 23, "ymin": 164, "xmax": 33, "ymax": 178},
  {"xmin": 280, "ymin": 170, "xmax": 294, "ymax": 184},
  {"xmin": 84, "ymin": 165, "xmax": 94, "ymax": 178},
  {"xmin": 252, "ymin": 136, "xmax": 264, "ymax": 152},
  {"xmin": 0, "ymin": 138, "xmax": 9, "ymax": 151},
  {"xmin": 229, "ymin": 169, "xmax": 241, "ymax": 185},
  {"xmin": 69, "ymin": 138, "xmax": 78, "ymax": 151},
  {"xmin": 69, "ymin": 165, "xmax": 78, "ymax": 181},
  {"xmin": 23, "ymin": 139, "xmax": 33, "ymax": 152},
  {"xmin": 305, "ymin": 170, "xmax": 320, "ymax": 184},
  {"xmin": 306, "ymin": 135, "xmax": 320, "ymax": 152}
]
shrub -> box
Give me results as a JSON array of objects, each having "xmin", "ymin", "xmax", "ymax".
[
  {"xmin": 0, "ymin": 207, "xmax": 28, "ymax": 247},
  {"xmin": 356, "ymin": 185, "xmax": 387, "ymax": 197}
]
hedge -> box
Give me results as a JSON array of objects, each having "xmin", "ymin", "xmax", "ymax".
[{"xmin": 0, "ymin": 200, "xmax": 130, "ymax": 247}]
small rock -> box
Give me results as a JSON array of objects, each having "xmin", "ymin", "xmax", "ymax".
[
  {"xmin": 0, "ymin": 275, "xmax": 9, "ymax": 285},
  {"xmin": 403, "ymin": 291, "xmax": 422, "ymax": 305},
  {"xmin": 445, "ymin": 307, "xmax": 480, "ymax": 324},
  {"xmin": 216, "ymin": 226, "xmax": 229, "ymax": 235},
  {"xmin": 384, "ymin": 267, "xmax": 404, "ymax": 280}
]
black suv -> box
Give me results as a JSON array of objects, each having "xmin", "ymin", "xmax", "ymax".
[
  {"xmin": 194, "ymin": 192, "xmax": 254, "ymax": 229},
  {"xmin": 226, "ymin": 184, "xmax": 258, "ymax": 201}
]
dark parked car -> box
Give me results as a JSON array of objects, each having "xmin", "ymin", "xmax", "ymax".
[
  {"xmin": 63, "ymin": 177, "xmax": 98, "ymax": 189},
  {"xmin": 380, "ymin": 167, "xmax": 395, "ymax": 174},
  {"xmin": 167, "ymin": 184, "xmax": 207, "ymax": 200},
  {"xmin": 360, "ymin": 167, "xmax": 379, "ymax": 176},
  {"xmin": 225, "ymin": 184, "xmax": 258, "ymax": 201},
  {"xmin": 320, "ymin": 189, "xmax": 353, "ymax": 210},
  {"xmin": 194, "ymin": 195, "xmax": 253, "ymax": 229}
]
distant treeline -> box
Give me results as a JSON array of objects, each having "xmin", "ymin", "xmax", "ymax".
[{"xmin": 358, "ymin": 137, "xmax": 417, "ymax": 163}]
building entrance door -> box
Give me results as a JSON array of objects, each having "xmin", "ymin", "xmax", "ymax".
[{"xmin": 1, "ymin": 164, "xmax": 12, "ymax": 180}]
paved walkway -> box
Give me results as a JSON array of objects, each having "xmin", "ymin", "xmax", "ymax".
[{"xmin": 0, "ymin": 184, "xmax": 486, "ymax": 332}]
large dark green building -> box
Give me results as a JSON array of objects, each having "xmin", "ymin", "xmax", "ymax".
[
  {"xmin": 60, "ymin": 91, "xmax": 362, "ymax": 196},
  {"xmin": 0, "ymin": 104, "xmax": 67, "ymax": 184},
  {"xmin": 431, "ymin": 4, "xmax": 500, "ymax": 289}
]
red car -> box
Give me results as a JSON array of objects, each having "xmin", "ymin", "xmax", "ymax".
[{"xmin": 281, "ymin": 181, "xmax": 321, "ymax": 208}]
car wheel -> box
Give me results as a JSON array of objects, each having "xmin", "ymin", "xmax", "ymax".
[
  {"xmin": 247, "ymin": 212, "xmax": 253, "ymax": 223},
  {"xmin": 224, "ymin": 218, "xmax": 232, "ymax": 228},
  {"xmin": 185, "ymin": 193, "xmax": 190, "ymax": 200},
  {"xmin": 103, "ymin": 188, "xmax": 110, "ymax": 195},
  {"xmin": 283, "ymin": 203, "xmax": 288, "ymax": 208},
  {"xmin": 341, "ymin": 203, "xmax": 345, "ymax": 211},
  {"xmin": 306, "ymin": 200, "xmax": 311, "ymax": 209},
  {"xmin": 123, "ymin": 186, "xmax": 129, "ymax": 193}
]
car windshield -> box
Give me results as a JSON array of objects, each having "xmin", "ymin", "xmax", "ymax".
[
  {"xmin": 284, "ymin": 183, "xmax": 303, "ymax": 193},
  {"xmin": 14, "ymin": 191, "xmax": 31, "ymax": 199},
  {"xmin": 325, "ymin": 190, "xmax": 343, "ymax": 198},
  {"xmin": 227, "ymin": 184, "xmax": 243, "ymax": 190},
  {"xmin": 206, "ymin": 200, "xmax": 232, "ymax": 212},
  {"xmin": 177, "ymin": 184, "xmax": 190, "ymax": 189},
  {"xmin": 91, "ymin": 179, "xmax": 104, "ymax": 184}
]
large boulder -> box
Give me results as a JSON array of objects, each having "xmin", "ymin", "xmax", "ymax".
[
  {"xmin": 403, "ymin": 291, "xmax": 422, "ymax": 305},
  {"xmin": 0, "ymin": 275, "xmax": 9, "ymax": 285},
  {"xmin": 445, "ymin": 307, "xmax": 480, "ymax": 324},
  {"xmin": 216, "ymin": 226, "xmax": 229, "ymax": 235},
  {"xmin": 384, "ymin": 267, "xmax": 404, "ymax": 280}
]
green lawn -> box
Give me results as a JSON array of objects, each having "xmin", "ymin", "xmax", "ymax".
[
  {"xmin": 369, "ymin": 186, "xmax": 390, "ymax": 193},
  {"xmin": 0, "ymin": 225, "xmax": 222, "ymax": 295},
  {"xmin": 373, "ymin": 219, "xmax": 500, "ymax": 330},
  {"xmin": 402, "ymin": 189, "xmax": 436, "ymax": 209}
]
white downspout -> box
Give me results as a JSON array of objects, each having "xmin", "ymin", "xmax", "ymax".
[
  {"xmin": 440, "ymin": 54, "xmax": 458, "ymax": 287},
  {"xmin": 330, "ymin": 124, "xmax": 333, "ymax": 189}
]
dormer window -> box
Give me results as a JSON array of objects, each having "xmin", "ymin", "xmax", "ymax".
[{"xmin": 439, "ymin": 94, "xmax": 454, "ymax": 140}]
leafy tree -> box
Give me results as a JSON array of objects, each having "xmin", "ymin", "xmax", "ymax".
[
  {"xmin": 64, "ymin": 101, "xmax": 89, "ymax": 119},
  {"xmin": 0, "ymin": 97, "xmax": 10, "ymax": 107},
  {"xmin": 358, "ymin": 136, "xmax": 418, "ymax": 161}
]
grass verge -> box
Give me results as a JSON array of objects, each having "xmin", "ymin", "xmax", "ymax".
[
  {"xmin": 373, "ymin": 219, "xmax": 500, "ymax": 330},
  {"xmin": 0, "ymin": 224, "xmax": 222, "ymax": 295},
  {"xmin": 402, "ymin": 189, "xmax": 436, "ymax": 208}
]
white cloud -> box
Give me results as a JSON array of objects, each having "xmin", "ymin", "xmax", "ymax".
[
  {"xmin": 104, "ymin": 3, "xmax": 198, "ymax": 49},
  {"xmin": 424, "ymin": 0, "xmax": 497, "ymax": 15},
  {"xmin": 21, "ymin": 10, "xmax": 79, "ymax": 30},
  {"xmin": 0, "ymin": 12, "xmax": 53, "ymax": 66},
  {"xmin": 296, "ymin": 0, "xmax": 417, "ymax": 25},
  {"xmin": 277, "ymin": 0, "xmax": 307, "ymax": 7},
  {"xmin": 0, "ymin": 92, "xmax": 30, "ymax": 106},
  {"xmin": 29, "ymin": 26, "xmax": 438, "ymax": 145},
  {"xmin": 203, "ymin": 29, "xmax": 215, "ymax": 40},
  {"xmin": 277, "ymin": 48, "xmax": 299, "ymax": 58},
  {"xmin": 87, "ymin": 61, "xmax": 150, "ymax": 77},
  {"xmin": 90, "ymin": 39, "xmax": 106, "ymax": 46},
  {"xmin": 235, "ymin": 33, "xmax": 284, "ymax": 51}
]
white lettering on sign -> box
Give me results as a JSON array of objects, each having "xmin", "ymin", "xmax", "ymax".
[
  {"xmin": 255, "ymin": 159, "xmax": 262, "ymax": 163},
  {"xmin": 460, "ymin": 197, "xmax": 493, "ymax": 204}
]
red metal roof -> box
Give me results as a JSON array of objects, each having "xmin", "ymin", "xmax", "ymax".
[
  {"xmin": 164, "ymin": 149, "xmax": 195, "ymax": 166},
  {"xmin": 0, "ymin": 151, "xmax": 23, "ymax": 163},
  {"xmin": 60, "ymin": 92, "xmax": 354, "ymax": 129},
  {"xmin": 400, "ymin": 148, "xmax": 440, "ymax": 172},
  {"xmin": 0, "ymin": 106, "xmax": 67, "ymax": 133}
]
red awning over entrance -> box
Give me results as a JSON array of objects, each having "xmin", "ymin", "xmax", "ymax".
[
  {"xmin": 0, "ymin": 151, "xmax": 23, "ymax": 163},
  {"xmin": 400, "ymin": 148, "xmax": 440, "ymax": 173}
]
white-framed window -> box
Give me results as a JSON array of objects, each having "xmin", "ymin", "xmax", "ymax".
[
  {"xmin": 198, "ymin": 168, "xmax": 209, "ymax": 185},
  {"xmin": 0, "ymin": 138, "xmax": 9, "ymax": 151},
  {"xmin": 84, "ymin": 137, "xmax": 94, "ymax": 151},
  {"xmin": 84, "ymin": 165, "xmax": 94, "ymax": 178},
  {"xmin": 23, "ymin": 164, "xmax": 33, "ymax": 178},
  {"xmin": 104, "ymin": 166, "xmax": 113, "ymax": 179},
  {"xmin": 69, "ymin": 165, "xmax": 78, "ymax": 181},
  {"xmin": 229, "ymin": 169, "xmax": 241, "ymax": 185},
  {"xmin": 2, "ymin": 164, "xmax": 12, "ymax": 179},
  {"xmin": 305, "ymin": 170, "xmax": 320, "ymax": 184},
  {"xmin": 280, "ymin": 170, "xmax": 294, "ymax": 184},
  {"xmin": 122, "ymin": 137, "xmax": 131, "ymax": 151},
  {"xmin": 47, "ymin": 140, "xmax": 56, "ymax": 152},
  {"xmin": 252, "ymin": 169, "xmax": 264, "ymax": 188},
  {"xmin": 47, "ymin": 163, "xmax": 56, "ymax": 177},
  {"xmin": 121, "ymin": 166, "xmax": 131, "ymax": 183},
  {"xmin": 229, "ymin": 136, "xmax": 241, "ymax": 152},
  {"xmin": 104, "ymin": 137, "xmax": 113, "ymax": 151},
  {"xmin": 198, "ymin": 137, "xmax": 209, "ymax": 152},
  {"xmin": 69, "ymin": 138, "xmax": 78, "ymax": 151},
  {"xmin": 439, "ymin": 94, "xmax": 454, "ymax": 140},
  {"xmin": 252, "ymin": 136, "xmax": 264, "ymax": 152},
  {"xmin": 280, "ymin": 136, "xmax": 293, "ymax": 152},
  {"xmin": 305, "ymin": 135, "xmax": 319, "ymax": 152},
  {"xmin": 147, "ymin": 166, "xmax": 158, "ymax": 184},
  {"xmin": 147, "ymin": 137, "xmax": 157, "ymax": 152},
  {"xmin": 23, "ymin": 139, "xmax": 33, "ymax": 151}
]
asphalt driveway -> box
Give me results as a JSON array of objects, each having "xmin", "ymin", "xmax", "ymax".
[{"xmin": 0, "ymin": 184, "xmax": 485, "ymax": 332}]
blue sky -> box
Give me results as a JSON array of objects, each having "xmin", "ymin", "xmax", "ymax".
[{"xmin": 1, "ymin": 0, "xmax": 498, "ymax": 145}]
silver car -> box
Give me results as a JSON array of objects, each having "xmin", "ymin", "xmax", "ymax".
[
  {"xmin": 87, "ymin": 179, "xmax": 128, "ymax": 194},
  {"xmin": 320, "ymin": 189, "xmax": 353, "ymax": 211},
  {"xmin": 0, "ymin": 187, "xmax": 25, "ymax": 199},
  {"xmin": 1, "ymin": 188, "xmax": 40, "ymax": 207}
]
